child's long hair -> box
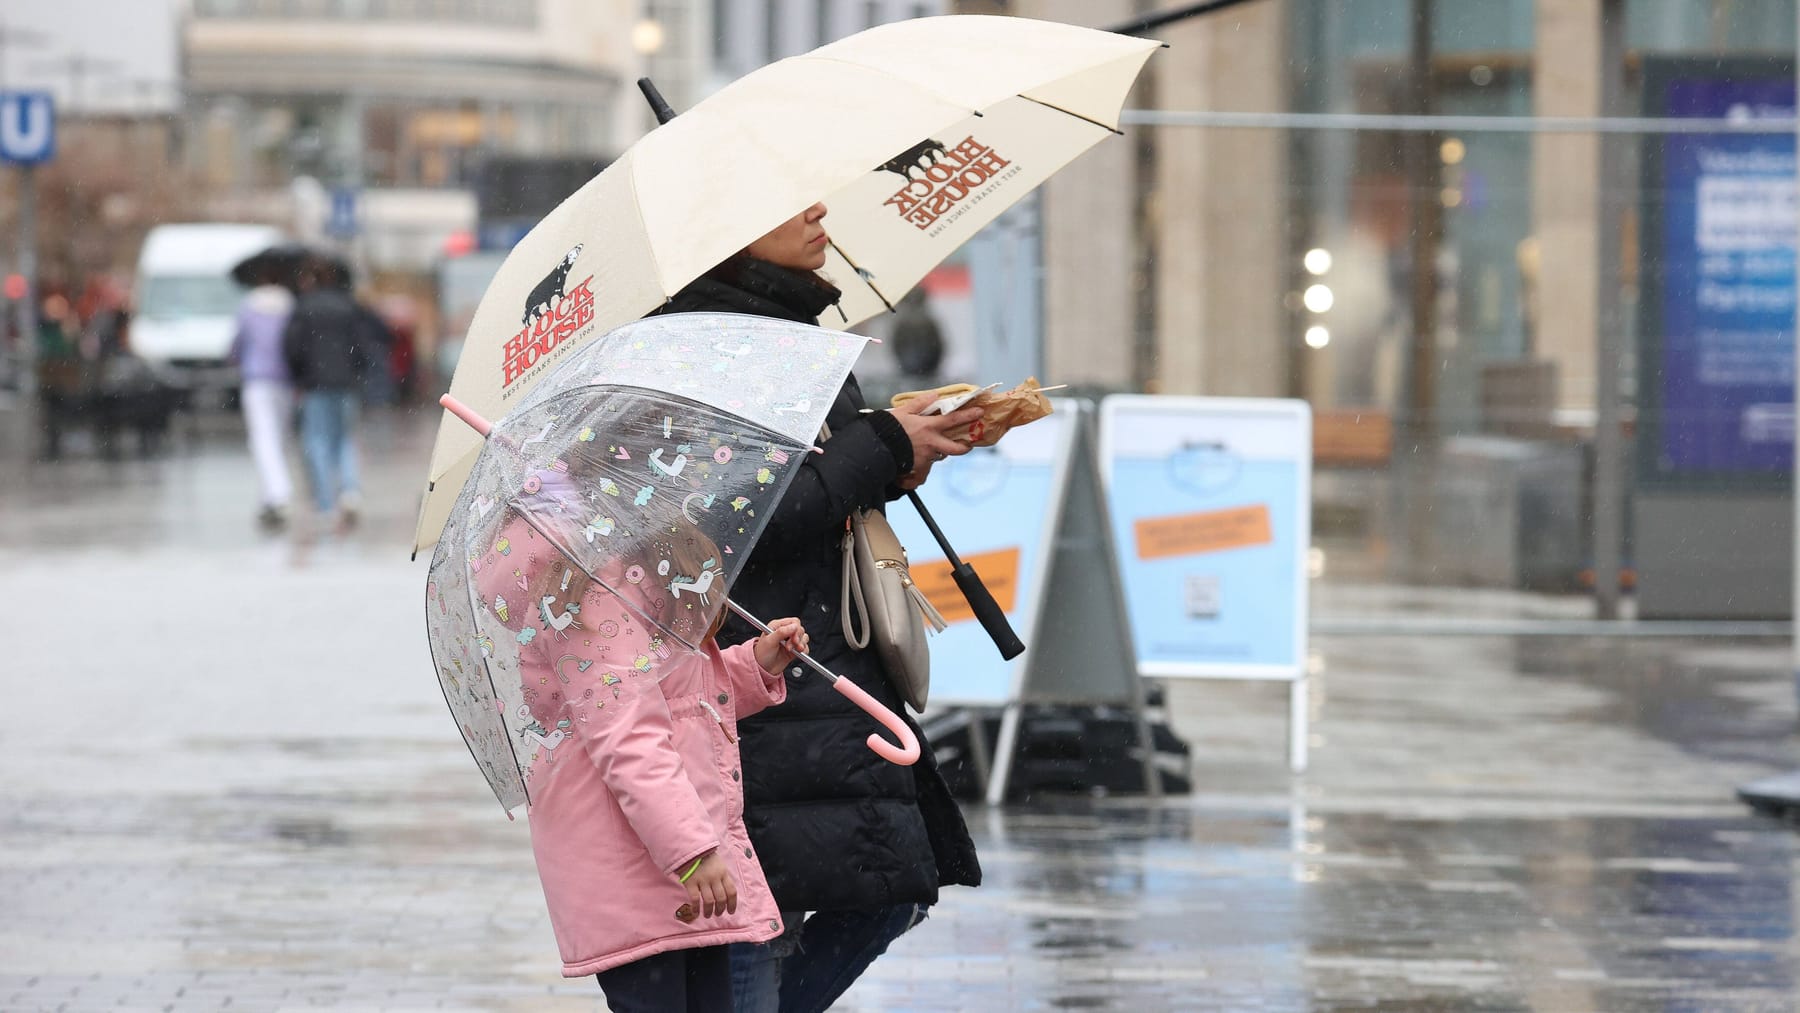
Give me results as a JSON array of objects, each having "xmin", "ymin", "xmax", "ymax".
[{"xmin": 633, "ymin": 518, "xmax": 726, "ymax": 646}]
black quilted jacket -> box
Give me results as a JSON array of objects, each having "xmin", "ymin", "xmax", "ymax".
[{"xmin": 650, "ymin": 257, "xmax": 982, "ymax": 911}]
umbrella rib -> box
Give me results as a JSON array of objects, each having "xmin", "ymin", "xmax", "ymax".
[
  {"xmin": 789, "ymin": 53, "xmax": 984, "ymax": 121},
  {"xmin": 828, "ymin": 239, "xmax": 895, "ymax": 316},
  {"xmin": 530, "ymin": 383, "xmax": 798, "ymax": 448},
  {"xmin": 424, "ymin": 600, "xmax": 511, "ymax": 811},
  {"xmin": 626, "ymin": 166, "xmax": 675, "ymax": 299},
  {"xmin": 1019, "ymin": 95, "xmax": 1126, "ymax": 136},
  {"xmin": 434, "ymin": 503, "xmax": 532, "ymax": 814}
]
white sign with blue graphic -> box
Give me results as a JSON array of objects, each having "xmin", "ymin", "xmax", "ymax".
[
  {"xmin": 888, "ymin": 401, "xmax": 1074, "ymax": 708},
  {"xmin": 0, "ymin": 93, "xmax": 55, "ymax": 164},
  {"xmin": 1099, "ymin": 396, "xmax": 1311, "ymax": 682}
]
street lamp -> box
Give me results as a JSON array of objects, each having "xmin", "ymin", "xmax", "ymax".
[{"xmin": 633, "ymin": 18, "xmax": 665, "ymax": 56}]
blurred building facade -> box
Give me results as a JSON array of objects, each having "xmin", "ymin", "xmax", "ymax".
[
  {"xmin": 986, "ymin": 0, "xmax": 1799, "ymax": 435},
  {"xmin": 182, "ymin": 0, "xmax": 643, "ymax": 266},
  {"xmin": 708, "ymin": 0, "xmax": 946, "ymax": 85}
]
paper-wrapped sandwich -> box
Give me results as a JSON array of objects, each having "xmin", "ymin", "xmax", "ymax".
[{"xmin": 890, "ymin": 377, "xmax": 1056, "ymax": 447}]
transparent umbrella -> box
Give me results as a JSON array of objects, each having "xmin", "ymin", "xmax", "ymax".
[{"xmin": 424, "ymin": 312, "xmax": 918, "ymax": 815}]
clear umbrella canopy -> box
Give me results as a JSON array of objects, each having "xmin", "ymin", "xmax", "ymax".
[{"xmin": 425, "ymin": 313, "xmax": 869, "ymax": 813}]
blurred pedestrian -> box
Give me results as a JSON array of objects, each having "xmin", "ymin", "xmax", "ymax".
[
  {"xmin": 34, "ymin": 290, "xmax": 82, "ymax": 462},
  {"xmin": 474, "ymin": 491, "xmax": 809, "ymax": 1012},
  {"xmin": 322, "ymin": 258, "xmax": 399, "ymax": 406},
  {"xmin": 283, "ymin": 258, "xmax": 372, "ymax": 531},
  {"xmin": 889, "ymin": 290, "xmax": 945, "ymax": 384},
  {"xmin": 376, "ymin": 294, "xmax": 420, "ymax": 403},
  {"xmin": 229, "ymin": 266, "xmax": 297, "ymax": 529},
  {"xmin": 654, "ymin": 201, "xmax": 983, "ymax": 1013}
]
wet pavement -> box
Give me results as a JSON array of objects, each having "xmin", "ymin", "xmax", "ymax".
[{"xmin": 5, "ymin": 406, "xmax": 1800, "ymax": 1011}]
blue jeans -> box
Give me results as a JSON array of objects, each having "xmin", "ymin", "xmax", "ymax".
[
  {"xmin": 298, "ymin": 389, "xmax": 361, "ymax": 514},
  {"xmin": 729, "ymin": 903, "xmax": 929, "ymax": 1013},
  {"xmin": 597, "ymin": 943, "xmax": 732, "ymax": 1013}
]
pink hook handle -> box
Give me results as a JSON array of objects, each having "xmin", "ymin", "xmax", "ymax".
[
  {"xmin": 725, "ymin": 597, "xmax": 919, "ymax": 766},
  {"xmin": 830, "ymin": 676, "xmax": 920, "ymax": 766},
  {"xmin": 440, "ymin": 393, "xmax": 493, "ymax": 438}
]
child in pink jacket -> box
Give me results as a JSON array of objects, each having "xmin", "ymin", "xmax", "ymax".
[{"xmin": 476, "ymin": 511, "xmax": 807, "ymax": 1012}]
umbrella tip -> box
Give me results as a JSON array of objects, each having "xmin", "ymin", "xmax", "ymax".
[
  {"xmin": 638, "ymin": 78, "xmax": 678, "ymax": 125},
  {"xmin": 440, "ymin": 393, "xmax": 494, "ymax": 439}
]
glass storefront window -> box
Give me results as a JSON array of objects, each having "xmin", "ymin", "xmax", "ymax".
[
  {"xmin": 1628, "ymin": 0, "xmax": 1796, "ymax": 53},
  {"xmin": 1290, "ymin": 0, "xmax": 1537, "ymax": 431}
]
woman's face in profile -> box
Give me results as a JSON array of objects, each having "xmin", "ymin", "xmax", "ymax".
[{"xmin": 745, "ymin": 202, "xmax": 830, "ymax": 271}]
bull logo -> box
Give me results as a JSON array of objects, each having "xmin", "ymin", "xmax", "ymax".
[
  {"xmin": 522, "ymin": 244, "xmax": 584, "ymax": 325},
  {"xmin": 879, "ymin": 139, "xmax": 949, "ymax": 183}
]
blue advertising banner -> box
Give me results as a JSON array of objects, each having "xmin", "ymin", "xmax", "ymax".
[
  {"xmin": 888, "ymin": 402, "xmax": 1073, "ymax": 709},
  {"xmin": 1642, "ymin": 61, "xmax": 1795, "ymax": 483},
  {"xmin": 1098, "ymin": 396, "xmax": 1310, "ymax": 680}
]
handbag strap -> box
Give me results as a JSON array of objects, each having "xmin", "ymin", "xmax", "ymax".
[
  {"xmin": 820, "ymin": 421, "xmax": 874, "ymax": 650},
  {"xmin": 841, "ymin": 520, "xmax": 871, "ymax": 649}
]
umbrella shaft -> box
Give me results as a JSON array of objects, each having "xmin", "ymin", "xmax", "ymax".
[
  {"xmin": 725, "ymin": 598, "xmax": 839, "ymax": 684},
  {"xmin": 906, "ymin": 491, "xmax": 964, "ymax": 567}
]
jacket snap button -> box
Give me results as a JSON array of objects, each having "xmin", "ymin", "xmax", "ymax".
[
  {"xmin": 731, "ymin": 769, "xmax": 740, "ymax": 781},
  {"xmin": 744, "ymin": 847, "xmax": 753, "ymax": 859},
  {"xmin": 770, "ymin": 919, "xmax": 780, "ymax": 931},
  {"xmin": 717, "ymin": 692, "xmax": 729, "ymax": 705}
]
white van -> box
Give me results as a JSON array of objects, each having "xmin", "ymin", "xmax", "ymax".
[{"xmin": 131, "ymin": 223, "xmax": 286, "ymax": 383}]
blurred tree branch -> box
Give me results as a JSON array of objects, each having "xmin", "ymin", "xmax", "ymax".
[{"xmin": 0, "ymin": 120, "xmax": 199, "ymax": 290}]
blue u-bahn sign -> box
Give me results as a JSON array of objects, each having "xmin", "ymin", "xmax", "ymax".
[{"xmin": 0, "ymin": 92, "xmax": 55, "ymax": 164}]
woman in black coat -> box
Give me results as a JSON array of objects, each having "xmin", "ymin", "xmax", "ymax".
[{"xmin": 653, "ymin": 202, "xmax": 983, "ymax": 1013}]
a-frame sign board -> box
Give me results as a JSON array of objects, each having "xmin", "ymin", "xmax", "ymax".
[
  {"xmin": 907, "ymin": 401, "xmax": 1159, "ymax": 806},
  {"xmin": 894, "ymin": 399, "xmax": 1157, "ymax": 804},
  {"xmin": 980, "ymin": 401, "xmax": 1156, "ymax": 804}
]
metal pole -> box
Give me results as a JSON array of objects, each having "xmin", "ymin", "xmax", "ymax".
[
  {"xmin": 1736, "ymin": 0, "xmax": 1800, "ymax": 817},
  {"xmin": 1399, "ymin": 0, "xmax": 1440, "ymax": 581},
  {"xmin": 1118, "ymin": 108, "xmax": 1800, "ymax": 134},
  {"xmin": 15, "ymin": 163, "xmax": 37, "ymax": 458},
  {"xmin": 1404, "ymin": 0, "xmax": 1439, "ymax": 450},
  {"xmin": 1593, "ymin": 0, "xmax": 1627, "ymax": 618}
]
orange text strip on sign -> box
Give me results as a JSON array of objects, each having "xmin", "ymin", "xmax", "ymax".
[
  {"xmin": 911, "ymin": 547, "xmax": 1021, "ymax": 625},
  {"xmin": 1134, "ymin": 504, "xmax": 1272, "ymax": 561}
]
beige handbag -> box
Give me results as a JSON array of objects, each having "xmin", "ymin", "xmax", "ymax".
[
  {"xmin": 820, "ymin": 423, "xmax": 946, "ymax": 711},
  {"xmin": 841, "ymin": 506, "xmax": 946, "ymax": 712}
]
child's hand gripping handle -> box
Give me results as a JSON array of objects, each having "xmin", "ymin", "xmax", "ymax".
[
  {"xmin": 830, "ymin": 676, "xmax": 921, "ymax": 766},
  {"xmin": 726, "ymin": 597, "xmax": 920, "ymax": 766}
]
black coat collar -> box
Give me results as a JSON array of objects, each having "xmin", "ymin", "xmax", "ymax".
[{"xmin": 658, "ymin": 257, "xmax": 842, "ymax": 325}]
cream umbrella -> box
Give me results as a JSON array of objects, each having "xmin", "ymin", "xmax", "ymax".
[{"xmin": 414, "ymin": 14, "xmax": 1159, "ymax": 555}]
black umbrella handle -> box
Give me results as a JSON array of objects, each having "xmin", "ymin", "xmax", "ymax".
[{"xmin": 905, "ymin": 492, "xmax": 1025, "ymax": 661}]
